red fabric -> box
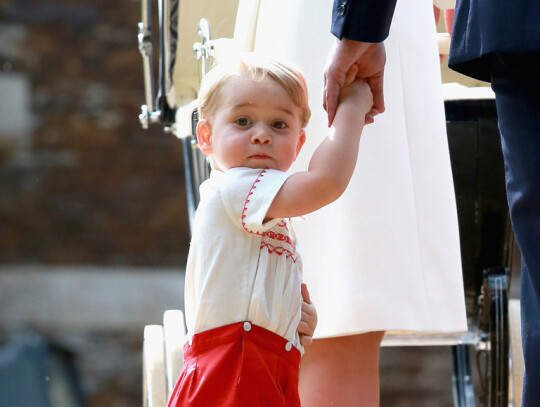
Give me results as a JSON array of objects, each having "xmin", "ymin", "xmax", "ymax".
[{"xmin": 167, "ymin": 322, "xmax": 301, "ymax": 407}]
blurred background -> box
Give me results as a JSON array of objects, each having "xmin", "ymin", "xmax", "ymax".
[
  {"xmin": 1, "ymin": 1, "xmax": 188, "ymax": 406},
  {"xmin": 0, "ymin": 1, "xmax": 501, "ymax": 406}
]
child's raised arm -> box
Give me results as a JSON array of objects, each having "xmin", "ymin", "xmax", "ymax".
[{"xmin": 266, "ymin": 70, "xmax": 373, "ymax": 220}]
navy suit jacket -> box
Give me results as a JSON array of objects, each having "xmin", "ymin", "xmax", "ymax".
[
  {"xmin": 332, "ymin": 0, "xmax": 540, "ymax": 83},
  {"xmin": 448, "ymin": 0, "xmax": 540, "ymax": 82},
  {"xmin": 331, "ymin": 0, "xmax": 397, "ymax": 42}
]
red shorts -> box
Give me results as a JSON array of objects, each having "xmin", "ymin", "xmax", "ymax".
[{"xmin": 167, "ymin": 321, "xmax": 301, "ymax": 407}]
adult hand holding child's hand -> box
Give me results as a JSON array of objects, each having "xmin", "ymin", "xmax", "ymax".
[
  {"xmin": 324, "ymin": 40, "xmax": 385, "ymax": 126},
  {"xmin": 337, "ymin": 65, "xmax": 374, "ymax": 123}
]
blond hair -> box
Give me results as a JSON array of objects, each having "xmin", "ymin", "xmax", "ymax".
[{"xmin": 197, "ymin": 53, "xmax": 311, "ymax": 128}]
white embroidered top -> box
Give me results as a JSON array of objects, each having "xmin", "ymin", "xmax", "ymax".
[{"xmin": 184, "ymin": 167, "xmax": 304, "ymax": 353}]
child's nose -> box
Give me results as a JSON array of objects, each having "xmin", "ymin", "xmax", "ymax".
[{"xmin": 251, "ymin": 128, "xmax": 272, "ymax": 144}]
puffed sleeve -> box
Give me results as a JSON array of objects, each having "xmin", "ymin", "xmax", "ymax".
[
  {"xmin": 331, "ymin": 0, "xmax": 398, "ymax": 42},
  {"xmin": 221, "ymin": 168, "xmax": 290, "ymax": 234}
]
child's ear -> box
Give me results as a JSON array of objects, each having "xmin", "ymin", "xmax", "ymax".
[
  {"xmin": 196, "ymin": 119, "xmax": 213, "ymax": 155},
  {"xmin": 294, "ymin": 129, "xmax": 306, "ymax": 159}
]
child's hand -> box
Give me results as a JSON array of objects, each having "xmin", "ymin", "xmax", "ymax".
[
  {"xmin": 338, "ymin": 65, "xmax": 374, "ymax": 118},
  {"xmin": 297, "ymin": 283, "xmax": 318, "ymax": 347}
]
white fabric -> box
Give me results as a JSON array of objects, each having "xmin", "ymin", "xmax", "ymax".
[
  {"xmin": 433, "ymin": 0, "xmax": 456, "ymax": 9},
  {"xmin": 249, "ymin": 0, "xmax": 467, "ymax": 337},
  {"xmin": 184, "ymin": 167, "xmax": 304, "ymax": 352}
]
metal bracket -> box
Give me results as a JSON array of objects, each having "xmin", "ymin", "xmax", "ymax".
[
  {"xmin": 192, "ymin": 18, "xmax": 214, "ymax": 82},
  {"xmin": 138, "ymin": 0, "xmax": 162, "ymax": 129}
]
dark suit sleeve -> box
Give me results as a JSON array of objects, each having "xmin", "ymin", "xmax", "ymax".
[{"xmin": 332, "ymin": 0, "xmax": 398, "ymax": 42}]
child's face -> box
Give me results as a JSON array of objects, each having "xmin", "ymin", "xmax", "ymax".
[{"xmin": 197, "ymin": 77, "xmax": 306, "ymax": 172}]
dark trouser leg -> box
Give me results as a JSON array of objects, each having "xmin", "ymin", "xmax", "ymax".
[{"xmin": 490, "ymin": 53, "xmax": 540, "ymax": 407}]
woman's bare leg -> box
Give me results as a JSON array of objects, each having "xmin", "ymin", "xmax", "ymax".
[{"xmin": 299, "ymin": 331, "xmax": 385, "ymax": 406}]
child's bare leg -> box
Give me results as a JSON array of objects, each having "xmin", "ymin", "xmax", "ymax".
[{"xmin": 299, "ymin": 331, "xmax": 385, "ymax": 407}]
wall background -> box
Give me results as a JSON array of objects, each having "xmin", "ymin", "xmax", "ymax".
[{"xmin": 0, "ymin": 0, "xmax": 190, "ymax": 266}]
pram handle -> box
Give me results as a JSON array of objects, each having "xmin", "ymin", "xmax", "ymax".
[
  {"xmin": 193, "ymin": 18, "xmax": 213, "ymax": 83},
  {"xmin": 138, "ymin": 0, "xmax": 161, "ymax": 129}
]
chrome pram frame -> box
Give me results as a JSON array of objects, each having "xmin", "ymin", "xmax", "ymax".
[{"xmin": 138, "ymin": 1, "xmax": 523, "ymax": 406}]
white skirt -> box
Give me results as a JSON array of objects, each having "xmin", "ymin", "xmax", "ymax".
[{"xmin": 250, "ymin": 0, "xmax": 467, "ymax": 337}]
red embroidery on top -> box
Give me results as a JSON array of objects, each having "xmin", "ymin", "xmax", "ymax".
[
  {"xmin": 241, "ymin": 168, "xmax": 268, "ymax": 235},
  {"xmin": 277, "ymin": 220, "xmax": 288, "ymax": 229},
  {"xmin": 241, "ymin": 169, "xmax": 296, "ymax": 261},
  {"xmin": 260, "ymin": 242, "xmax": 297, "ymax": 263},
  {"xmin": 241, "ymin": 169, "xmax": 290, "ymax": 240},
  {"xmin": 263, "ymin": 230, "xmax": 291, "ymax": 243}
]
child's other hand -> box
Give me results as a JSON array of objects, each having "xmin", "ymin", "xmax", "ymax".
[
  {"xmin": 338, "ymin": 64, "xmax": 374, "ymax": 122},
  {"xmin": 297, "ymin": 283, "xmax": 318, "ymax": 347}
]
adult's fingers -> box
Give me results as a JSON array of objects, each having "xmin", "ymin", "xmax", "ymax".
[
  {"xmin": 324, "ymin": 76, "xmax": 341, "ymax": 126},
  {"xmin": 343, "ymin": 64, "xmax": 359, "ymax": 87},
  {"xmin": 367, "ymin": 72, "xmax": 385, "ymax": 115}
]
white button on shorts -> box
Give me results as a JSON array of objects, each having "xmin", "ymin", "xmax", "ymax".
[
  {"xmin": 285, "ymin": 342, "xmax": 292, "ymax": 351},
  {"xmin": 243, "ymin": 322, "xmax": 252, "ymax": 332}
]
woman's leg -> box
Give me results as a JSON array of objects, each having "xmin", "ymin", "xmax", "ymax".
[{"xmin": 299, "ymin": 331, "xmax": 385, "ymax": 407}]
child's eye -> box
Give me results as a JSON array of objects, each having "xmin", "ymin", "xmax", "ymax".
[
  {"xmin": 235, "ymin": 117, "xmax": 251, "ymax": 126},
  {"xmin": 272, "ymin": 121, "xmax": 287, "ymax": 130}
]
